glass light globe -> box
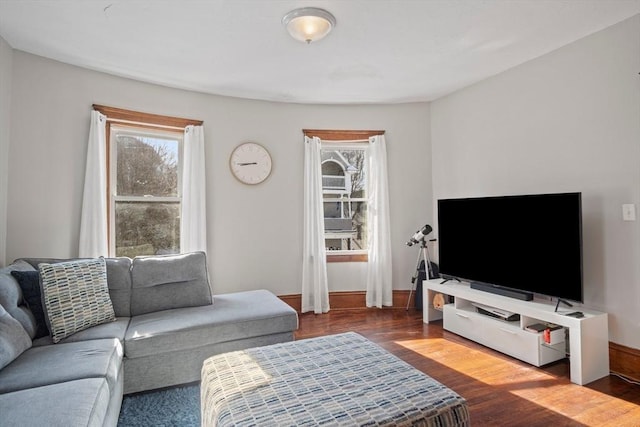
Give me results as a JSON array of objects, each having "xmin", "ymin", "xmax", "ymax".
[{"xmin": 283, "ymin": 8, "xmax": 336, "ymax": 44}]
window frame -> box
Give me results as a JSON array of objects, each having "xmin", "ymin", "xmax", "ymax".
[
  {"xmin": 303, "ymin": 129, "xmax": 385, "ymax": 263},
  {"xmin": 93, "ymin": 105, "xmax": 202, "ymax": 257},
  {"xmin": 321, "ymin": 143, "xmax": 368, "ymax": 256},
  {"xmin": 108, "ymin": 125, "xmax": 184, "ymax": 257}
]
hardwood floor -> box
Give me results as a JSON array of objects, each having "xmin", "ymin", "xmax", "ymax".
[{"xmin": 295, "ymin": 309, "xmax": 640, "ymax": 427}]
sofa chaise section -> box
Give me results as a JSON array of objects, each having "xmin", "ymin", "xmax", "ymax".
[{"xmin": 123, "ymin": 289, "xmax": 299, "ymax": 393}]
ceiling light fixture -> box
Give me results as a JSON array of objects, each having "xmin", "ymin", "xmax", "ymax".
[{"xmin": 282, "ymin": 7, "xmax": 336, "ymax": 44}]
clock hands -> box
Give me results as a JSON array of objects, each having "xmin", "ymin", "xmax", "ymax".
[{"xmin": 237, "ymin": 162, "xmax": 258, "ymax": 166}]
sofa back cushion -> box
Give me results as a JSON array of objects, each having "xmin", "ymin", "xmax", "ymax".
[
  {"xmin": 18, "ymin": 257, "xmax": 132, "ymax": 318},
  {"xmin": 0, "ymin": 261, "xmax": 39, "ymax": 339},
  {"xmin": 130, "ymin": 252, "xmax": 212, "ymax": 316},
  {"xmin": 104, "ymin": 257, "xmax": 132, "ymax": 317},
  {"xmin": 0, "ymin": 303, "xmax": 32, "ymax": 369}
]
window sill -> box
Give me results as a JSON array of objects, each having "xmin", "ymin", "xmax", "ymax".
[{"xmin": 327, "ymin": 253, "xmax": 368, "ymax": 263}]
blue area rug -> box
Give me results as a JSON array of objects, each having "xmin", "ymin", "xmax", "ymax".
[{"xmin": 118, "ymin": 384, "xmax": 200, "ymax": 426}]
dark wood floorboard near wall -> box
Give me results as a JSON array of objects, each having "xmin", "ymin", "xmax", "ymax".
[{"xmin": 294, "ymin": 309, "xmax": 640, "ymax": 427}]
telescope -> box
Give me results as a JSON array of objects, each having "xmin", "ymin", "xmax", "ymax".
[
  {"xmin": 406, "ymin": 224, "xmax": 433, "ymax": 246},
  {"xmin": 406, "ymin": 223, "xmax": 435, "ymax": 310}
]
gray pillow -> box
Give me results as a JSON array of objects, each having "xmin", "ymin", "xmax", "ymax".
[
  {"xmin": 39, "ymin": 258, "xmax": 116, "ymax": 343},
  {"xmin": 0, "ymin": 303, "xmax": 32, "ymax": 369}
]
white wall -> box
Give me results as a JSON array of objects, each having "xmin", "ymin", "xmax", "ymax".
[
  {"xmin": 431, "ymin": 15, "xmax": 640, "ymax": 349},
  {"xmin": 5, "ymin": 51, "xmax": 432, "ymax": 297},
  {"xmin": 0, "ymin": 36, "xmax": 13, "ymax": 267}
]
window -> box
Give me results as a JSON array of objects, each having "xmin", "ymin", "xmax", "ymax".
[
  {"xmin": 321, "ymin": 145, "xmax": 367, "ymax": 253},
  {"xmin": 304, "ymin": 129, "xmax": 385, "ymax": 262},
  {"xmin": 110, "ymin": 126, "xmax": 182, "ymax": 257},
  {"xmin": 93, "ymin": 105, "xmax": 202, "ymax": 258}
]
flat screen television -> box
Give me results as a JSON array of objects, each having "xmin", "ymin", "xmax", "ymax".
[{"xmin": 437, "ymin": 192, "xmax": 583, "ymax": 302}]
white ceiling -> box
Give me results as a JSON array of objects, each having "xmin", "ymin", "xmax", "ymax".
[{"xmin": 0, "ymin": 0, "xmax": 638, "ymax": 104}]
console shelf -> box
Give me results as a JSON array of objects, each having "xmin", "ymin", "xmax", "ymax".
[{"xmin": 423, "ymin": 280, "xmax": 609, "ymax": 385}]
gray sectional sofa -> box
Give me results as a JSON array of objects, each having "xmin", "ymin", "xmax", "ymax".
[{"xmin": 0, "ymin": 252, "xmax": 299, "ymax": 427}]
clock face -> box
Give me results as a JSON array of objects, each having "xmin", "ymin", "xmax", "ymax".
[{"xmin": 229, "ymin": 142, "xmax": 273, "ymax": 185}]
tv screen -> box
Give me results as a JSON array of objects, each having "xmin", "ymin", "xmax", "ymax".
[{"xmin": 437, "ymin": 192, "xmax": 583, "ymax": 302}]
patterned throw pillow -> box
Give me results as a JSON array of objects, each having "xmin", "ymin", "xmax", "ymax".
[{"xmin": 39, "ymin": 258, "xmax": 116, "ymax": 343}]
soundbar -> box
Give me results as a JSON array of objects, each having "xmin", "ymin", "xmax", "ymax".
[{"xmin": 470, "ymin": 281, "xmax": 533, "ymax": 301}]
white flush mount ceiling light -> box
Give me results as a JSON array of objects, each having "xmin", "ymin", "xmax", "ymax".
[{"xmin": 282, "ymin": 7, "xmax": 336, "ymax": 44}]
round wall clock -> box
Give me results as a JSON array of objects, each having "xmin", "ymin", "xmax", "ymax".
[{"xmin": 229, "ymin": 142, "xmax": 273, "ymax": 185}]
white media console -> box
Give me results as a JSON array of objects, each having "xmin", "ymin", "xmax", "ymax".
[{"xmin": 423, "ymin": 279, "xmax": 609, "ymax": 385}]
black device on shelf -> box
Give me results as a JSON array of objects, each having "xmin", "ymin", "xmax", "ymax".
[{"xmin": 438, "ymin": 192, "xmax": 583, "ymax": 303}]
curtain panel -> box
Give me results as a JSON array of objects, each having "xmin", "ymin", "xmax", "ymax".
[
  {"xmin": 78, "ymin": 111, "xmax": 108, "ymax": 258},
  {"xmin": 301, "ymin": 136, "xmax": 330, "ymax": 313},
  {"xmin": 366, "ymin": 135, "xmax": 393, "ymax": 307},
  {"xmin": 181, "ymin": 125, "xmax": 207, "ymax": 254}
]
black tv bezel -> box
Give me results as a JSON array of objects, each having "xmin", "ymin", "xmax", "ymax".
[{"xmin": 437, "ymin": 192, "xmax": 584, "ymax": 303}]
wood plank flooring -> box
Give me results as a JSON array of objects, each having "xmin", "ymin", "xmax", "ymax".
[{"xmin": 295, "ymin": 309, "xmax": 640, "ymax": 427}]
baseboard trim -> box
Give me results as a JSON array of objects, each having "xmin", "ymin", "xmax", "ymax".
[
  {"xmin": 278, "ymin": 290, "xmax": 416, "ymax": 313},
  {"xmin": 610, "ymin": 342, "xmax": 640, "ymax": 382}
]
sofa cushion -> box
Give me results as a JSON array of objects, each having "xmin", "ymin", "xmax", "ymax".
[
  {"xmin": 0, "ymin": 378, "xmax": 111, "ymax": 427},
  {"xmin": 0, "ymin": 260, "xmax": 39, "ymax": 338},
  {"xmin": 130, "ymin": 251, "xmax": 212, "ymax": 316},
  {"xmin": 0, "ymin": 303, "xmax": 32, "ymax": 369},
  {"xmin": 125, "ymin": 289, "xmax": 298, "ymax": 358},
  {"xmin": 0, "ymin": 338, "xmax": 122, "ymax": 394},
  {"xmin": 32, "ymin": 317, "xmax": 130, "ymax": 348},
  {"xmin": 10, "ymin": 270, "xmax": 49, "ymax": 338},
  {"xmin": 39, "ymin": 258, "xmax": 116, "ymax": 343},
  {"xmin": 104, "ymin": 257, "xmax": 133, "ymax": 317}
]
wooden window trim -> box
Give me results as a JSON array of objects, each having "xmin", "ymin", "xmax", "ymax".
[
  {"xmin": 93, "ymin": 105, "xmax": 203, "ymax": 130},
  {"xmin": 305, "ymin": 129, "xmax": 385, "ymax": 263},
  {"xmin": 303, "ymin": 129, "xmax": 384, "ymax": 141}
]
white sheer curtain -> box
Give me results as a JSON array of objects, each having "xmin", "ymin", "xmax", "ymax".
[
  {"xmin": 181, "ymin": 125, "xmax": 207, "ymax": 254},
  {"xmin": 302, "ymin": 136, "xmax": 330, "ymax": 313},
  {"xmin": 79, "ymin": 111, "xmax": 108, "ymax": 257},
  {"xmin": 366, "ymin": 134, "xmax": 393, "ymax": 308}
]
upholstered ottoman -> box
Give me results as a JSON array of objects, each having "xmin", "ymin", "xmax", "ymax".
[{"xmin": 201, "ymin": 332, "xmax": 469, "ymax": 426}]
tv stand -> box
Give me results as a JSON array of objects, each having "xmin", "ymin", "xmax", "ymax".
[
  {"xmin": 423, "ymin": 280, "xmax": 609, "ymax": 386},
  {"xmin": 440, "ymin": 277, "xmax": 461, "ymax": 285}
]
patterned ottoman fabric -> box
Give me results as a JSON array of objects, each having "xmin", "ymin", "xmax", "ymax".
[{"xmin": 201, "ymin": 332, "xmax": 470, "ymax": 426}]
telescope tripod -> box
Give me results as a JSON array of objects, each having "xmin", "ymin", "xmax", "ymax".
[{"xmin": 406, "ymin": 238, "xmax": 434, "ymax": 311}]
